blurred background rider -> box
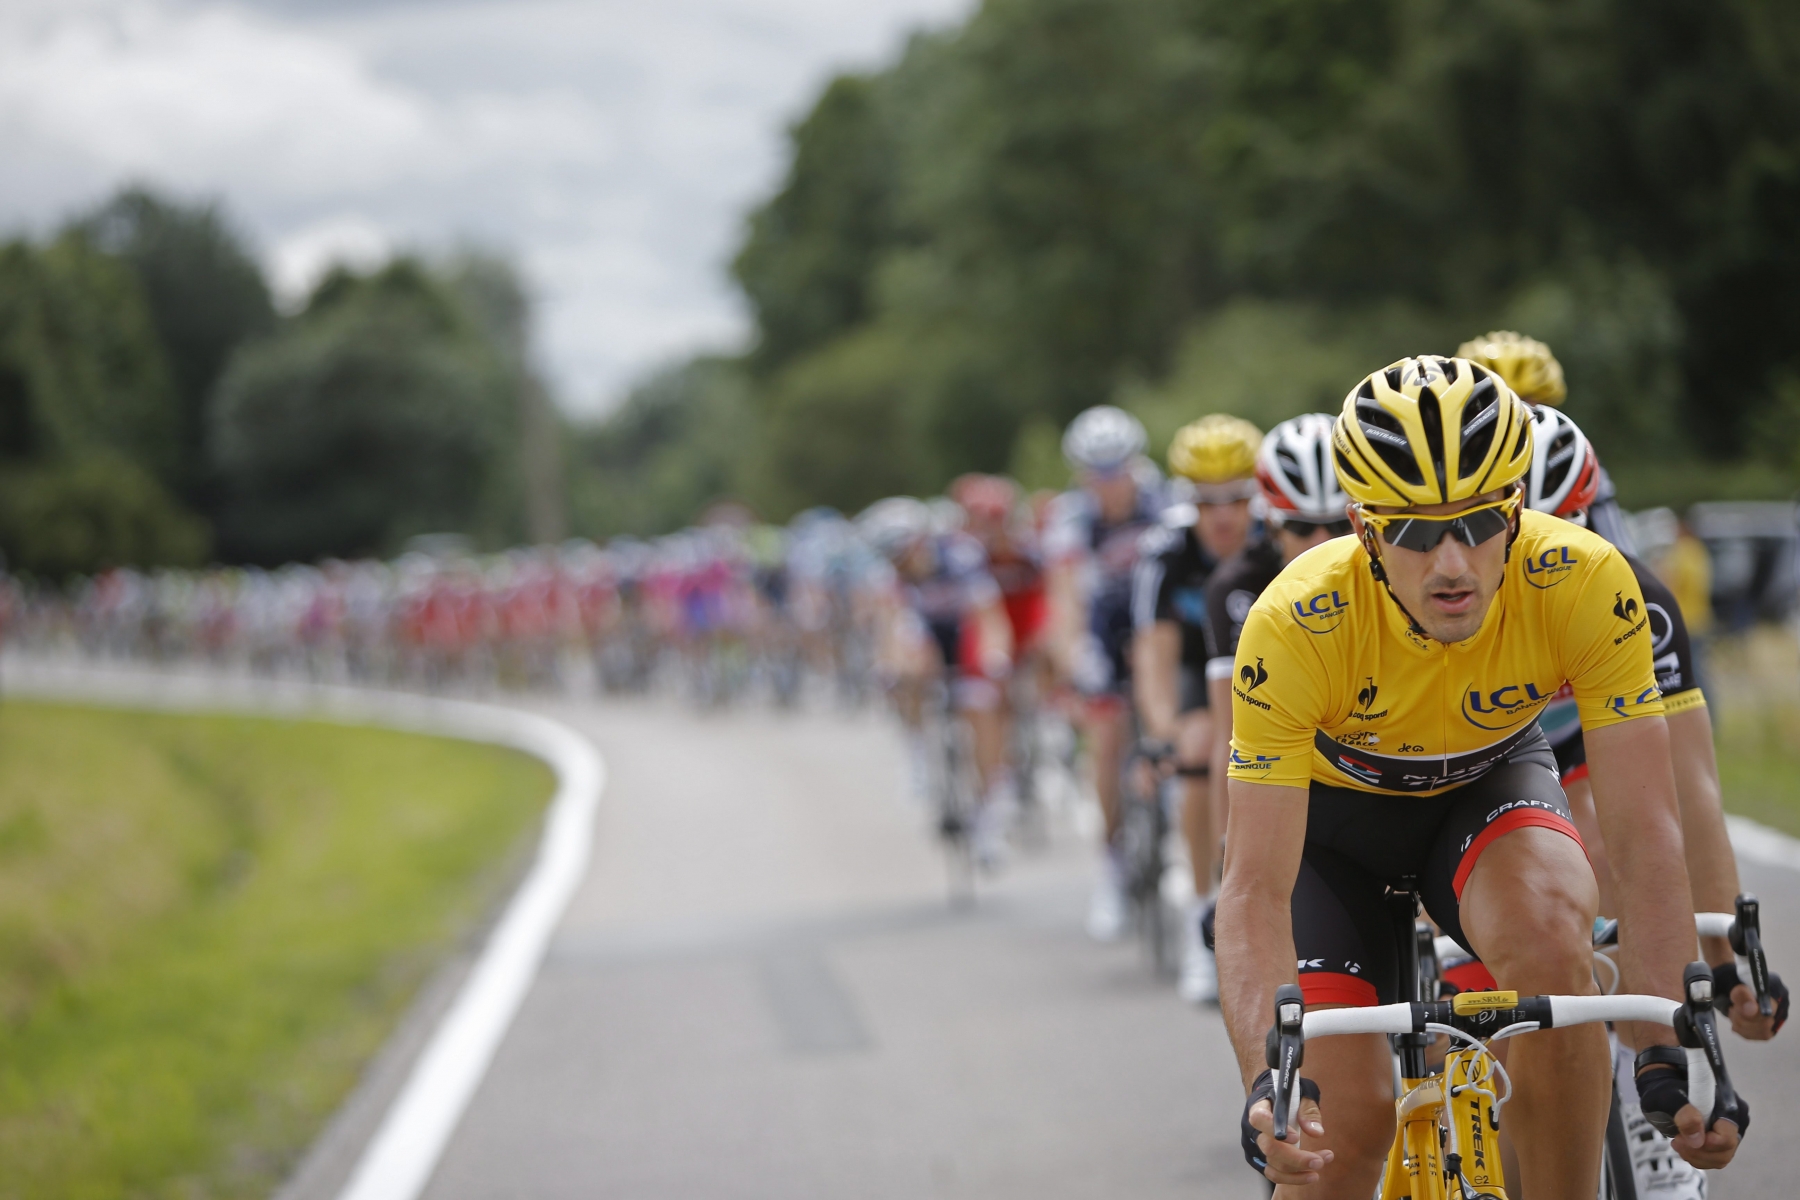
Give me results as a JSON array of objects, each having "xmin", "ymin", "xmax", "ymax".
[
  {"xmin": 1131, "ymin": 414, "xmax": 1263, "ymax": 1001},
  {"xmin": 1044, "ymin": 406, "xmax": 1169, "ymax": 940}
]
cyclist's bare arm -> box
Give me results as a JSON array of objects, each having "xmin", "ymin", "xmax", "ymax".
[
  {"xmin": 1667, "ymin": 705, "xmax": 1778, "ymax": 1037},
  {"xmin": 1044, "ymin": 560, "xmax": 1083, "ymax": 679},
  {"xmin": 1217, "ymin": 777, "xmax": 1332, "ymax": 1182},
  {"xmin": 1207, "ymin": 672, "xmax": 1232, "ymax": 835},
  {"xmin": 1588, "ymin": 716, "xmax": 1741, "ymax": 1164},
  {"xmin": 972, "ymin": 596, "xmax": 1014, "ymax": 677},
  {"xmin": 1130, "ymin": 621, "xmax": 1181, "ymax": 742}
]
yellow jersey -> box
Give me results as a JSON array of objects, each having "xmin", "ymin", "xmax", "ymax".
[{"xmin": 1227, "ymin": 510, "xmax": 1663, "ymax": 795}]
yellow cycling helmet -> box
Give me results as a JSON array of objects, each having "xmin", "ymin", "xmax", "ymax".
[
  {"xmin": 1168, "ymin": 414, "xmax": 1263, "ymax": 484},
  {"xmin": 1454, "ymin": 330, "xmax": 1567, "ymax": 407},
  {"xmin": 1332, "ymin": 356, "xmax": 1534, "ymax": 508}
]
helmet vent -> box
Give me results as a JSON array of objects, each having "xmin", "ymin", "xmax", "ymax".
[
  {"xmin": 1356, "ymin": 401, "xmax": 1423, "ymax": 486},
  {"xmin": 1334, "ymin": 448, "xmax": 1366, "ymax": 486},
  {"xmin": 1383, "ymin": 367, "xmax": 1404, "ymax": 392},
  {"xmin": 1458, "ymin": 376, "xmax": 1501, "ymax": 479},
  {"xmin": 1418, "ymin": 389, "xmax": 1448, "ymax": 498}
]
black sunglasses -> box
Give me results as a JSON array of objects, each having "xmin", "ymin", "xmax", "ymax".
[
  {"xmin": 1362, "ymin": 495, "xmax": 1519, "ymax": 553},
  {"xmin": 1280, "ymin": 517, "xmax": 1353, "ymax": 538}
]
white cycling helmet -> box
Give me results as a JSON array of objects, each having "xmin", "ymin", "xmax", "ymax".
[
  {"xmin": 1256, "ymin": 413, "xmax": 1349, "ymax": 523},
  {"xmin": 1061, "ymin": 405, "xmax": 1146, "ymax": 473},
  {"xmin": 857, "ymin": 496, "xmax": 933, "ymax": 559},
  {"xmin": 1522, "ymin": 405, "xmax": 1600, "ymax": 519}
]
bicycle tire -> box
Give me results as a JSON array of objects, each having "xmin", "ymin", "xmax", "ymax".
[{"xmin": 1601, "ymin": 1083, "xmax": 1638, "ymax": 1200}]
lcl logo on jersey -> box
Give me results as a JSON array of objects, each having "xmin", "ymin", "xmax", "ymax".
[
  {"xmin": 1461, "ymin": 681, "xmax": 1553, "ymax": 730},
  {"xmin": 1290, "ymin": 589, "xmax": 1350, "ymax": 634},
  {"xmin": 1605, "ymin": 686, "xmax": 1662, "ymax": 716},
  {"xmin": 1523, "ymin": 546, "xmax": 1579, "ymax": 589}
]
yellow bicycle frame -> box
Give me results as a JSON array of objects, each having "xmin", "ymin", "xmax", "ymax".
[{"xmin": 1379, "ymin": 993, "xmax": 1513, "ymax": 1199}]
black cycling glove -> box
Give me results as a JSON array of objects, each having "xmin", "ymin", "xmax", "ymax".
[
  {"xmin": 1634, "ymin": 1047, "xmax": 1751, "ymax": 1140},
  {"xmin": 1242, "ymin": 1068, "xmax": 1322, "ymax": 1176},
  {"xmin": 1711, "ymin": 962, "xmax": 1790, "ymax": 1034}
]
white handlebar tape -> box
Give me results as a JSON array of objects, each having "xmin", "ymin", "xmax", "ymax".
[{"xmin": 1547, "ymin": 994, "xmax": 1679, "ymax": 1027}]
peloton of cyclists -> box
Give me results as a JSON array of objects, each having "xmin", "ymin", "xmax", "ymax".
[{"xmin": 1129, "ymin": 414, "xmax": 1264, "ymax": 1002}]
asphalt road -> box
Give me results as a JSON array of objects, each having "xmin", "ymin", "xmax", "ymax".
[{"xmin": 412, "ymin": 694, "xmax": 1800, "ymax": 1200}]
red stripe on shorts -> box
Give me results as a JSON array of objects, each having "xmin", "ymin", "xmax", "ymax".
[
  {"xmin": 1452, "ymin": 808, "xmax": 1584, "ymax": 901},
  {"xmin": 1299, "ymin": 971, "xmax": 1379, "ymax": 1008}
]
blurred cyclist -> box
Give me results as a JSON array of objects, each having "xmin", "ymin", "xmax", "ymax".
[
  {"xmin": 861, "ymin": 496, "xmax": 1016, "ymax": 866},
  {"xmin": 1044, "ymin": 405, "xmax": 1169, "ymax": 940},
  {"xmin": 1131, "ymin": 414, "xmax": 1263, "ymax": 1001}
]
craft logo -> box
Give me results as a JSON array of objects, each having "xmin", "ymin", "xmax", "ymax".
[
  {"xmin": 1234, "ymin": 657, "xmax": 1271, "ymax": 709},
  {"xmin": 1290, "ymin": 589, "xmax": 1350, "ymax": 634},
  {"xmin": 1523, "ymin": 545, "xmax": 1579, "ymax": 589},
  {"xmin": 1611, "ymin": 591, "xmax": 1648, "ymax": 645},
  {"xmin": 1349, "ymin": 676, "xmax": 1387, "ymax": 721},
  {"xmin": 1461, "ymin": 681, "xmax": 1552, "ymax": 730}
]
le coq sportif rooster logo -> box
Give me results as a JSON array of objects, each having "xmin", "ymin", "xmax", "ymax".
[
  {"xmin": 1357, "ymin": 678, "xmax": 1379, "ymax": 711},
  {"xmin": 1613, "ymin": 592, "xmax": 1640, "ymax": 623},
  {"xmin": 1240, "ymin": 657, "xmax": 1269, "ymax": 693}
]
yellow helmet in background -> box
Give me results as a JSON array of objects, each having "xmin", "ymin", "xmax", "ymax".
[
  {"xmin": 1455, "ymin": 330, "xmax": 1567, "ymax": 407},
  {"xmin": 1332, "ymin": 356, "xmax": 1534, "ymax": 508},
  {"xmin": 1168, "ymin": 414, "xmax": 1263, "ymax": 485}
]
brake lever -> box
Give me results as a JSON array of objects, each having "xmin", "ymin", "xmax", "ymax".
[
  {"xmin": 1675, "ymin": 960, "xmax": 1739, "ymax": 1128},
  {"xmin": 1730, "ymin": 894, "xmax": 1774, "ymax": 1019},
  {"xmin": 1266, "ymin": 983, "xmax": 1306, "ymax": 1143}
]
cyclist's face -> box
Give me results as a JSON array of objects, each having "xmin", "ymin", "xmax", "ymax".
[
  {"xmin": 1194, "ymin": 499, "xmax": 1251, "ymax": 560},
  {"xmin": 1083, "ymin": 471, "xmax": 1137, "ymax": 522},
  {"xmin": 1357, "ymin": 489, "xmax": 1513, "ymax": 642},
  {"xmin": 1274, "ymin": 521, "xmax": 1334, "ymax": 565}
]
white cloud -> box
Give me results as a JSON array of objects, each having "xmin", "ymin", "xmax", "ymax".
[
  {"xmin": 267, "ymin": 213, "xmax": 392, "ymax": 308},
  {"xmin": 0, "ymin": 0, "xmax": 972, "ymax": 413}
]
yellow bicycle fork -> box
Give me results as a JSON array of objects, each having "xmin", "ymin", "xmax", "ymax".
[{"xmin": 1380, "ymin": 1045, "xmax": 1506, "ymax": 1200}]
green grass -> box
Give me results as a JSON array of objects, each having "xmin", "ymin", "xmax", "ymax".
[
  {"xmin": 0, "ymin": 700, "xmax": 554, "ymax": 1200},
  {"xmin": 1709, "ymin": 628, "xmax": 1800, "ymax": 838}
]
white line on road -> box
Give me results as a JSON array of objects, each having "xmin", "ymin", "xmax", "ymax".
[
  {"xmin": 1728, "ymin": 814, "xmax": 1800, "ymax": 874},
  {"xmin": 2, "ymin": 661, "xmax": 605, "ymax": 1200}
]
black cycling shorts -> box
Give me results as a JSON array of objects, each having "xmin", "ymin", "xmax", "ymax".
[
  {"xmin": 1292, "ymin": 730, "xmax": 1584, "ymax": 1007},
  {"xmin": 1552, "ymin": 730, "xmax": 1588, "ymax": 785}
]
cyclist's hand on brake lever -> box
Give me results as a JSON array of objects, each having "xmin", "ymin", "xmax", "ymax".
[
  {"xmin": 1712, "ymin": 962, "xmax": 1788, "ymax": 1040},
  {"xmin": 1668, "ymin": 1103, "xmax": 1741, "ymax": 1170},
  {"xmin": 1242, "ymin": 1071, "xmax": 1330, "ymax": 1184}
]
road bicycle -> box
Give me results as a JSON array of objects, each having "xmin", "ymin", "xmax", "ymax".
[
  {"xmin": 1266, "ymin": 885, "xmax": 1744, "ymax": 1200},
  {"xmin": 922, "ymin": 679, "xmax": 979, "ymax": 909},
  {"xmin": 1424, "ymin": 894, "xmax": 1779, "ymax": 1198},
  {"xmin": 1116, "ymin": 735, "xmax": 1178, "ymax": 976}
]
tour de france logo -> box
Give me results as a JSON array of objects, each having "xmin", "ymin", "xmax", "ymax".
[{"xmin": 1289, "ymin": 589, "xmax": 1350, "ymax": 634}]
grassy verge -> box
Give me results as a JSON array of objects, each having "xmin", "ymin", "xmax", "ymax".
[
  {"xmin": 1709, "ymin": 628, "xmax": 1800, "ymax": 838},
  {"xmin": 0, "ymin": 700, "xmax": 553, "ymax": 1200}
]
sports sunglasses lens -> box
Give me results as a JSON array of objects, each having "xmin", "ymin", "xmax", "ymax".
[{"xmin": 1381, "ymin": 506, "xmax": 1510, "ymax": 552}]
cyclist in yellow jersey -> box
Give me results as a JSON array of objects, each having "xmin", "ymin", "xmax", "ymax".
[{"xmin": 1219, "ymin": 356, "xmax": 1745, "ymax": 1195}]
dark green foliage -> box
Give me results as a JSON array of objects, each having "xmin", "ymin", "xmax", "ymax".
[
  {"xmin": 593, "ymin": 0, "xmax": 1800, "ymax": 525},
  {"xmin": 568, "ymin": 358, "xmax": 757, "ymax": 538},
  {"xmin": 209, "ymin": 261, "xmax": 517, "ymax": 564},
  {"xmin": 0, "ymin": 454, "xmax": 207, "ymax": 579},
  {"xmin": 76, "ymin": 188, "xmax": 276, "ymax": 503}
]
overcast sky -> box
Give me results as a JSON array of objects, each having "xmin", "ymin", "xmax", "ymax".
[{"xmin": 0, "ymin": 0, "xmax": 969, "ymax": 415}]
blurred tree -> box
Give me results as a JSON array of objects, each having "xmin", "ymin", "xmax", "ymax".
[
  {"xmin": 208, "ymin": 260, "xmax": 514, "ymax": 563},
  {"xmin": 0, "ymin": 235, "xmax": 204, "ymax": 577},
  {"xmin": 0, "ymin": 453, "xmax": 207, "ymax": 579},
  {"xmin": 75, "ymin": 188, "xmax": 275, "ymax": 503},
  {"xmin": 568, "ymin": 357, "xmax": 757, "ymax": 538}
]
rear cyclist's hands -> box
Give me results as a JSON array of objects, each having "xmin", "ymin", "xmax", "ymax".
[
  {"xmin": 1241, "ymin": 1069, "xmax": 1331, "ymax": 1185},
  {"xmin": 1635, "ymin": 1051, "xmax": 1747, "ymax": 1170},
  {"xmin": 1712, "ymin": 962, "xmax": 1789, "ymax": 1040}
]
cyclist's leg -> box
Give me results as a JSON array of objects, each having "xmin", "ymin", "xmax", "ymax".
[
  {"xmin": 1285, "ymin": 846, "xmax": 1400, "ymax": 1196},
  {"xmin": 1428, "ymin": 760, "xmax": 1605, "ymax": 1200}
]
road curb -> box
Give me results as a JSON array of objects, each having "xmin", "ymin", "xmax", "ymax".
[
  {"xmin": 2, "ymin": 659, "xmax": 605, "ymax": 1200},
  {"xmin": 1727, "ymin": 814, "xmax": 1800, "ymax": 874}
]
